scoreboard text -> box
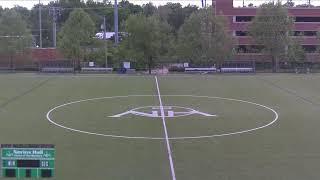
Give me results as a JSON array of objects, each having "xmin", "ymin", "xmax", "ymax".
[{"xmin": 1, "ymin": 144, "xmax": 55, "ymax": 178}]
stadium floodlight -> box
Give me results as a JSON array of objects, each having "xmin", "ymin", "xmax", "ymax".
[{"xmin": 114, "ymin": 0, "xmax": 119, "ymax": 45}]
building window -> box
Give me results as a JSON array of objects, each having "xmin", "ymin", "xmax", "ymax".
[
  {"xmin": 235, "ymin": 16, "xmax": 253, "ymax": 22},
  {"xmin": 236, "ymin": 45, "xmax": 264, "ymax": 53},
  {"xmin": 302, "ymin": 45, "xmax": 318, "ymax": 53},
  {"xmin": 293, "ymin": 31, "xmax": 318, "ymax": 36},
  {"xmin": 303, "ymin": 31, "xmax": 318, "ymax": 36},
  {"xmin": 295, "ymin": 17, "xmax": 320, "ymax": 22},
  {"xmin": 235, "ymin": 31, "xmax": 249, "ymax": 36}
]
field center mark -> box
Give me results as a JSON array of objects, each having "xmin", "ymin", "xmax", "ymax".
[{"xmin": 155, "ymin": 76, "xmax": 177, "ymax": 180}]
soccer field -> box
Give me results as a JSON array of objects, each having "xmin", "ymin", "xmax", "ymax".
[{"xmin": 1, "ymin": 73, "xmax": 320, "ymax": 180}]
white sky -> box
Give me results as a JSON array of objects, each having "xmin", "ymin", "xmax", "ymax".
[{"xmin": 0, "ymin": 0, "xmax": 319, "ymax": 9}]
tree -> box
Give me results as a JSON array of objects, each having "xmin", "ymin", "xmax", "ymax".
[
  {"xmin": 143, "ymin": 3, "xmax": 157, "ymax": 17},
  {"xmin": 283, "ymin": 0, "xmax": 295, "ymax": 7},
  {"xmin": 118, "ymin": 14, "xmax": 171, "ymax": 73},
  {"xmin": 159, "ymin": 3, "xmax": 184, "ymax": 31},
  {"xmin": 201, "ymin": 9, "xmax": 234, "ymax": 68},
  {"xmin": 177, "ymin": 7, "xmax": 234, "ymax": 68},
  {"xmin": 0, "ymin": 9, "xmax": 32, "ymax": 68},
  {"xmin": 182, "ymin": 5, "xmax": 198, "ymax": 21},
  {"xmin": 248, "ymin": 3, "xmax": 293, "ymax": 72},
  {"xmin": 157, "ymin": 3, "xmax": 198, "ymax": 34},
  {"xmin": 119, "ymin": 0, "xmax": 143, "ymax": 15},
  {"xmin": 287, "ymin": 39, "xmax": 306, "ymax": 67},
  {"xmin": 84, "ymin": 39, "xmax": 114, "ymax": 67},
  {"xmin": 58, "ymin": 9, "xmax": 96, "ymax": 70},
  {"xmin": 11, "ymin": 6, "xmax": 30, "ymax": 25}
]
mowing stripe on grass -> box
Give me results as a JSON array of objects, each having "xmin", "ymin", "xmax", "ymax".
[
  {"xmin": 256, "ymin": 77, "xmax": 320, "ymax": 107},
  {"xmin": 0, "ymin": 77, "xmax": 54, "ymax": 109},
  {"xmin": 155, "ymin": 76, "xmax": 177, "ymax": 180}
]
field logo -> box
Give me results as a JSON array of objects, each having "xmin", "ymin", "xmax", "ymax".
[{"xmin": 109, "ymin": 106, "xmax": 216, "ymax": 118}]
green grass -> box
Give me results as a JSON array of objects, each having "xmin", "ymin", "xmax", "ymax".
[{"xmin": 1, "ymin": 73, "xmax": 320, "ymax": 180}]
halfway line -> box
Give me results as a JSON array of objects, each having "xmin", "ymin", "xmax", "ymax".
[{"xmin": 155, "ymin": 76, "xmax": 177, "ymax": 180}]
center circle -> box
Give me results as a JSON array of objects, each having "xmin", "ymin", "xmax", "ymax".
[{"xmin": 46, "ymin": 95, "xmax": 279, "ymax": 140}]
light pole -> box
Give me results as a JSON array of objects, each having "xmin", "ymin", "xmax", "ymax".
[
  {"xmin": 114, "ymin": 0, "xmax": 119, "ymax": 45},
  {"xmin": 49, "ymin": 7, "xmax": 61, "ymax": 47},
  {"xmin": 201, "ymin": 0, "xmax": 207, "ymax": 8},
  {"xmin": 39, "ymin": 0, "xmax": 42, "ymax": 48},
  {"xmin": 103, "ymin": 16, "xmax": 108, "ymax": 68}
]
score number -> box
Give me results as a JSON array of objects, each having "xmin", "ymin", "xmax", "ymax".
[
  {"xmin": 41, "ymin": 161, "xmax": 49, "ymax": 168},
  {"xmin": 7, "ymin": 160, "xmax": 16, "ymax": 167}
]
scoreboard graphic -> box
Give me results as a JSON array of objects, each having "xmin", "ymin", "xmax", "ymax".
[{"xmin": 1, "ymin": 144, "xmax": 55, "ymax": 178}]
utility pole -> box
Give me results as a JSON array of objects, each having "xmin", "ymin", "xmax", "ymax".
[
  {"xmin": 212, "ymin": 0, "xmax": 216, "ymax": 14},
  {"xmin": 201, "ymin": 0, "xmax": 207, "ymax": 8},
  {"xmin": 49, "ymin": 7, "xmax": 61, "ymax": 47},
  {"xmin": 103, "ymin": 16, "xmax": 108, "ymax": 68},
  {"xmin": 114, "ymin": 0, "xmax": 119, "ymax": 45},
  {"xmin": 39, "ymin": 0, "xmax": 42, "ymax": 48}
]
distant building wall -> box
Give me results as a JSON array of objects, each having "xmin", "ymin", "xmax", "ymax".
[
  {"xmin": 0, "ymin": 48, "xmax": 66, "ymax": 69},
  {"xmin": 31, "ymin": 48, "xmax": 66, "ymax": 62},
  {"xmin": 215, "ymin": 0, "xmax": 320, "ymax": 62}
]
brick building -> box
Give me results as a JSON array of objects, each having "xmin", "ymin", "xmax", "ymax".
[
  {"xmin": 214, "ymin": 0, "xmax": 320, "ymax": 63},
  {"xmin": 0, "ymin": 48, "xmax": 66, "ymax": 69}
]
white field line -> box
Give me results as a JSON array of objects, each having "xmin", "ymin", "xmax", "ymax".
[
  {"xmin": 155, "ymin": 76, "xmax": 177, "ymax": 180},
  {"xmin": 46, "ymin": 95, "xmax": 279, "ymax": 140}
]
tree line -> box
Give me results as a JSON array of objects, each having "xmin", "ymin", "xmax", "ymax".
[
  {"xmin": 0, "ymin": 1, "xmax": 320, "ymax": 72},
  {"xmin": 0, "ymin": 0, "xmax": 198, "ymax": 48}
]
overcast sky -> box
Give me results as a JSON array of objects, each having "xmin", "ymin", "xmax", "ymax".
[{"xmin": 0, "ymin": 0, "xmax": 319, "ymax": 9}]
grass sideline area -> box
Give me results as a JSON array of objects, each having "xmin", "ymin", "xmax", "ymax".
[{"xmin": 0, "ymin": 73, "xmax": 320, "ymax": 180}]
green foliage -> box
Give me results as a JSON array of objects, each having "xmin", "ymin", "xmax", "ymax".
[
  {"xmin": 283, "ymin": 0, "xmax": 295, "ymax": 7},
  {"xmin": 1, "ymin": 1, "xmax": 197, "ymax": 50},
  {"xmin": 11, "ymin": 6, "xmax": 30, "ymax": 24},
  {"xmin": 58, "ymin": 9, "xmax": 95, "ymax": 67},
  {"xmin": 176, "ymin": 7, "xmax": 234, "ymax": 67},
  {"xmin": 157, "ymin": 3, "xmax": 198, "ymax": 33},
  {"xmin": 117, "ymin": 14, "xmax": 171, "ymax": 73},
  {"xmin": 287, "ymin": 39, "xmax": 306, "ymax": 66},
  {"xmin": 84, "ymin": 39, "xmax": 115, "ymax": 67},
  {"xmin": 143, "ymin": 3, "xmax": 157, "ymax": 17},
  {"xmin": 0, "ymin": 9, "xmax": 32, "ymax": 63},
  {"xmin": 176, "ymin": 10, "xmax": 202, "ymax": 63},
  {"xmin": 248, "ymin": 3, "xmax": 293, "ymax": 72}
]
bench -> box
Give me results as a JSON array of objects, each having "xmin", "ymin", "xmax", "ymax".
[
  {"xmin": 185, "ymin": 68, "xmax": 217, "ymax": 73},
  {"xmin": 81, "ymin": 67, "xmax": 113, "ymax": 73},
  {"xmin": 41, "ymin": 67, "xmax": 74, "ymax": 73},
  {"xmin": 295, "ymin": 67, "xmax": 310, "ymax": 74},
  {"xmin": 0, "ymin": 67, "xmax": 15, "ymax": 72},
  {"xmin": 220, "ymin": 68, "xmax": 254, "ymax": 73}
]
